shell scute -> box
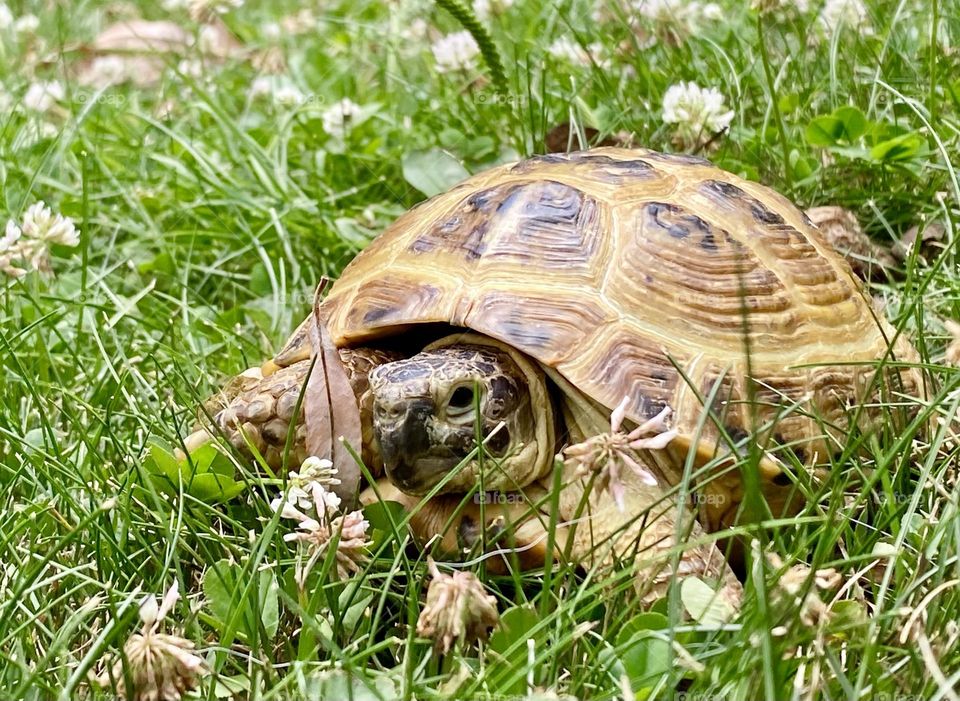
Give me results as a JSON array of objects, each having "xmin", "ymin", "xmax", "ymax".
[{"xmin": 462, "ymin": 290, "xmax": 610, "ymax": 366}]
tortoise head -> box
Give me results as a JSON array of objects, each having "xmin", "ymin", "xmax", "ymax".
[{"xmin": 369, "ymin": 345, "xmax": 538, "ymax": 495}]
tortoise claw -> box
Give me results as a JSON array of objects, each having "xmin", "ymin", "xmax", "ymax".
[{"xmin": 457, "ymin": 514, "xmax": 508, "ymax": 555}]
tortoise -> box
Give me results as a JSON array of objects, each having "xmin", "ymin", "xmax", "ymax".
[{"xmin": 183, "ymin": 147, "xmax": 924, "ymax": 606}]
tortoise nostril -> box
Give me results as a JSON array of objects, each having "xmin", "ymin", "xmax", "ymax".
[{"xmin": 486, "ymin": 425, "xmax": 510, "ymax": 456}]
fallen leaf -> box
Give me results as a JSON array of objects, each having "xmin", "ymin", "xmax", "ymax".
[{"xmin": 304, "ymin": 281, "xmax": 364, "ymax": 507}]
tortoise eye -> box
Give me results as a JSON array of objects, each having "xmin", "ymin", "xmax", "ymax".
[
  {"xmin": 446, "ymin": 385, "xmax": 479, "ymax": 423},
  {"xmin": 449, "ymin": 386, "xmax": 475, "ymax": 409}
]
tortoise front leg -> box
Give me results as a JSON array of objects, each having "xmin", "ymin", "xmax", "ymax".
[
  {"xmin": 360, "ymin": 480, "xmax": 572, "ymax": 574},
  {"xmin": 179, "ymin": 346, "xmax": 400, "ymax": 475}
]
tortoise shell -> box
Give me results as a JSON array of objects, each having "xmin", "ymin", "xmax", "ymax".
[{"xmin": 321, "ymin": 148, "xmax": 921, "ymax": 462}]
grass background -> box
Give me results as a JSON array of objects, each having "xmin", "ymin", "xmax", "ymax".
[{"xmin": 1, "ymin": 0, "xmax": 959, "ymax": 698}]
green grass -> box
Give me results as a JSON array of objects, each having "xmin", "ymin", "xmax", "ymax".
[{"xmin": 1, "ymin": 0, "xmax": 959, "ymax": 698}]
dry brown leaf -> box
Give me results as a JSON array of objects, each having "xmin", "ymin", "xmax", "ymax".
[
  {"xmin": 91, "ymin": 20, "xmax": 193, "ymax": 53},
  {"xmin": 75, "ymin": 18, "xmax": 245, "ymax": 88},
  {"xmin": 304, "ymin": 281, "xmax": 364, "ymax": 507},
  {"xmin": 894, "ymin": 219, "xmax": 947, "ymax": 263}
]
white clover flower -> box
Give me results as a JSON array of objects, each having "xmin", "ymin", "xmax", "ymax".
[
  {"xmin": 93, "ymin": 581, "xmax": 205, "ymax": 701},
  {"xmin": 817, "ymin": 0, "xmax": 870, "ymax": 36},
  {"xmin": 248, "ymin": 76, "xmax": 273, "ymax": 99},
  {"xmin": 275, "ymin": 457, "xmax": 342, "ymax": 512},
  {"xmin": 1, "ymin": 220, "xmax": 21, "ymax": 250},
  {"xmin": 176, "ymin": 59, "xmax": 205, "ymax": 79},
  {"xmin": 0, "ymin": 220, "xmax": 26, "ymax": 278},
  {"xmin": 431, "ymin": 31, "xmax": 480, "ymax": 74},
  {"xmin": 269, "ymin": 457, "xmax": 366, "ymax": 586},
  {"xmin": 262, "ymin": 21, "xmax": 281, "ymax": 41},
  {"xmin": 22, "ymin": 201, "xmax": 79, "ymax": 246},
  {"xmin": 751, "ymin": 0, "xmax": 810, "ymax": 14},
  {"xmin": 280, "ymin": 8, "xmax": 317, "ymax": 35},
  {"xmin": 662, "ymin": 81, "xmax": 734, "ymax": 149},
  {"xmin": 13, "ymin": 13, "xmax": 38, "ymax": 34},
  {"xmin": 473, "ymin": 0, "xmax": 513, "ymax": 19},
  {"xmin": 286, "ymin": 509, "xmax": 371, "ymax": 585},
  {"xmin": 299, "ymin": 456, "xmax": 341, "ymax": 485},
  {"xmin": 1, "ymin": 202, "xmax": 80, "ymax": 276},
  {"xmin": 247, "ymin": 76, "xmax": 306, "ymax": 106},
  {"xmin": 631, "ymin": 0, "xmax": 722, "ymax": 44},
  {"xmin": 547, "ymin": 37, "xmax": 610, "ymax": 68},
  {"xmin": 0, "ymin": 4, "xmax": 13, "ymax": 30},
  {"xmin": 401, "ymin": 18, "xmax": 430, "ymax": 42},
  {"xmin": 23, "ymin": 81, "xmax": 64, "ymax": 113},
  {"xmin": 271, "ymin": 483, "xmax": 369, "ymax": 586},
  {"xmin": 321, "ymin": 98, "xmax": 362, "ymax": 139}
]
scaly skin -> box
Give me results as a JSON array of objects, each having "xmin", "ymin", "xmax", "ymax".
[{"xmin": 184, "ymin": 347, "xmax": 399, "ymax": 472}]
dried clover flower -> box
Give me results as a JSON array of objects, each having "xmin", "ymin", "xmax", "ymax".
[
  {"xmin": 767, "ymin": 552, "xmax": 842, "ymax": 627},
  {"xmin": 416, "ymin": 558, "xmax": 500, "ymax": 654},
  {"xmin": 92, "ymin": 581, "xmax": 204, "ymax": 701},
  {"xmin": 562, "ymin": 396, "xmax": 677, "ymax": 510}
]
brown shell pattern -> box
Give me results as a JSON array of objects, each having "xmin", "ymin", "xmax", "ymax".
[{"xmin": 322, "ymin": 148, "xmax": 921, "ymax": 455}]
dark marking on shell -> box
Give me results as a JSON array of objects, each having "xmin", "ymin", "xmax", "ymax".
[
  {"xmin": 510, "ymin": 151, "xmax": 659, "ymax": 184},
  {"xmin": 363, "ymin": 306, "xmax": 394, "ymax": 325},
  {"xmin": 644, "ymin": 201, "xmax": 715, "ymax": 245},
  {"xmin": 485, "ymin": 181, "xmax": 600, "ymax": 268},
  {"xmin": 350, "ymin": 279, "xmax": 442, "ymax": 330},
  {"xmin": 702, "ymin": 180, "xmax": 786, "ymax": 226},
  {"xmin": 469, "ymin": 290, "xmax": 606, "ymax": 361},
  {"xmin": 409, "ymin": 183, "xmax": 523, "ymax": 259}
]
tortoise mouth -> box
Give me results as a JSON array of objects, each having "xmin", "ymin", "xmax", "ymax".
[{"xmin": 384, "ymin": 455, "xmax": 459, "ymax": 494}]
